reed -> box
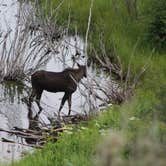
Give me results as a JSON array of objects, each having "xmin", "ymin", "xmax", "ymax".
[{"xmin": 0, "ymin": 1, "xmax": 63, "ymax": 82}]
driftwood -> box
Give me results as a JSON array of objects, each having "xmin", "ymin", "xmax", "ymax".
[
  {"xmin": 62, "ymin": 114, "xmax": 90, "ymax": 124},
  {"xmin": 0, "ymin": 114, "xmax": 89, "ymax": 149}
]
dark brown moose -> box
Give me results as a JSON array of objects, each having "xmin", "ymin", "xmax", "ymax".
[{"xmin": 29, "ymin": 64, "xmax": 87, "ymax": 116}]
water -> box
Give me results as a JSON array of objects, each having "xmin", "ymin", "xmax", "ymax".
[{"xmin": 0, "ymin": 0, "xmax": 115, "ymax": 163}]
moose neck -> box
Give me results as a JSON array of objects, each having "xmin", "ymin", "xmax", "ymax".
[{"xmin": 70, "ymin": 68, "xmax": 84, "ymax": 82}]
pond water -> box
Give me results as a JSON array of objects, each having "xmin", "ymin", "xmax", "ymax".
[{"xmin": 0, "ymin": 0, "xmax": 114, "ymax": 163}]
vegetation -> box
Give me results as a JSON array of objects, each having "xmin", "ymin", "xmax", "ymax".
[
  {"xmin": 147, "ymin": 0, "xmax": 166, "ymax": 50},
  {"xmin": 8, "ymin": 0, "xmax": 166, "ymax": 165}
]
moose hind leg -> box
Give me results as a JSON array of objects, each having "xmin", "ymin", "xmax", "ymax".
[
  {"xmin": 36, "ymin": 90, "xmax": 43, "ymax": 115},
  {"xmin": 28, "ymin": 89, "xmax": 36, "ymax": 115},
  {"xmin": 27, "ymin": 88, "xmax": 38, "ymax": 119},
  {"xmin": 67, "ymin": 94, "xmax": 72, "ymax": 115},
  {"xmin": 29, "ymin": 89, "xmax": 36, "ymax": 106},
  {"xmin": 58, "ymin": 93, "xmax": 69, "ymax": 116}
]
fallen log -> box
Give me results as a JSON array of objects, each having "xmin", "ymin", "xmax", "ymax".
[
  {"xmin": 1, "ymin": 137, "xmax": 43, "ymax": 149},
  {"xmin": 0, "ymin": 128, "xmax": 43, "ymax": 139}
]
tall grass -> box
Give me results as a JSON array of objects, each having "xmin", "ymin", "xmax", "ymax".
[{"xmin": 41, "ymin": 0, "xmax": 162, "ymax": 72}]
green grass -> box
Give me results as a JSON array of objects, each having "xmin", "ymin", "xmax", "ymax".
[
  {"xmin": 10, "ymin": 108, "xmax": 121, "ymax": 166},
  {"xmin": 7, "ymin": 0, "xmax": 166, "ymax": 165},
  {"xmin": 10, "ymin": 94, "xmax": 166, "ymax": 165}
]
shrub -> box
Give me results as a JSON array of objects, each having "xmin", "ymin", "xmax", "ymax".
[{"xmin": 147, "ymin": 0, "xmax": 166, "ymax": 51}]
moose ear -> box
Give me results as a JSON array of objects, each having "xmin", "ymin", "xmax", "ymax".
[{"xmin": 77, "ymin": 63, "xmax": 81, "ymax": 68}]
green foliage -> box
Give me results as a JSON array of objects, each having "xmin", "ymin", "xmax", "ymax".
[
  {"xmin": 147, "ymin": 0, "xmax": 166, "ymax": 51},
  {"xmin": 42, "ymin": 0, "xmax": 145, "ymax": 61},
  {"xmin": 155, "ymin": 86, "xmax": 166, "ymax": 122}
]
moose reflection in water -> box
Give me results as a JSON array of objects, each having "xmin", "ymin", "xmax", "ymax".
[{"xmin": 29, "ymin": 64, "xmax": 87, "ymax": 116}]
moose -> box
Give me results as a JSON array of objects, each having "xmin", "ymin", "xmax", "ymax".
[{"xmin": 29, "ymin": 64, "xmax": 87, "ymax": 116}]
